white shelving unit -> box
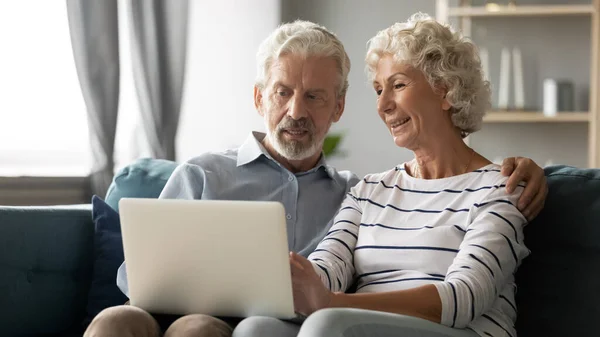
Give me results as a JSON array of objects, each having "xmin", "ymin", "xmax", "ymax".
[{"xmin": 436, "ymin": 0, "xmax": 600, "ymax": 168}]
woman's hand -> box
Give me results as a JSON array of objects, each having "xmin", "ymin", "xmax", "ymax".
[
  {"xmin": 501, "ymin": 156, "xmax": 548, "ymax": 221},
  {"xmin": 289, "ymin": 252, "xmax": 334, "ymax": 316}
]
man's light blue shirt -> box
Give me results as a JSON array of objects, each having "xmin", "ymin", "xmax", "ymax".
[{"xmin": 117, "ymin": 132, "xmax": 359, "ymax": 296}]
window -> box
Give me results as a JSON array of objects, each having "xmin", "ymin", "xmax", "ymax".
[
  {"xmin": 0, "ymin": 0, "xmax": 143, "ymax": 177},
  {"xmin": 0, "ymin": 1, "xmax": 90, "ymax": 176},
  {"xmin": 0, "ymin": 0, "xmax": 281, "ymax": 178}
]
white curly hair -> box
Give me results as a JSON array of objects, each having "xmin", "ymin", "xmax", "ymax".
[
  {"xmin": 255, "ymin": 20, "xmax": 351, "ymax": 98},
  {"xmin": 365, "ymin": 13, "xmax": 491, "ymax": 137}
]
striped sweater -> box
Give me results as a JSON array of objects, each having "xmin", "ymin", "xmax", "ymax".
[{"xmin": 308, "ymin": 163, "xmax": 530, "ymax": 337}]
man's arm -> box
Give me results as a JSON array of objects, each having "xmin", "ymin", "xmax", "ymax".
[
  {"xmin": 158, "ymin": 163, "xmax": 206, "ymax": 199},
  {"xmin": 500, "ymin": 157, "xmax": 548, "ymax": 220}
]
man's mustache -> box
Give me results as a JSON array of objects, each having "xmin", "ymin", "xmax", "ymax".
[{"xmin": 276, "ymin": 118, "xmax": 315, "ymax": 133}]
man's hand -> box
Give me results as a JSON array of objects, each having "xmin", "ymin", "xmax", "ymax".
[
  {"xmin": 501, "ymin": 157, "xmax": 548, "ymax": 221},
  {"xmin": 289, "ymin": 252, "xmax": 333, "ymax": 316}
]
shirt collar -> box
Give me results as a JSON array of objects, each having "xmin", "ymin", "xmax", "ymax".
[
  {"xmin": 236, "ymin": 131, "xmax": 337, "ymax": 179},
  {"xmin": 236, "ymin": 131, "xmax": 269, "ymax": 167},
  {"xmin": 306, "ymin": 153, "xmax": 337, "ymax": 179}
]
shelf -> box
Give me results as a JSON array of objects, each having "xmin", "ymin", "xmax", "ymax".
[
  {"xmin": 483, "ymin": 111, "xmax": 590, "ymax": 123},
  {"xmin": 437, "ymin": 0, "xmax": 600, "ymax": 167},
  {"xmin": 448, "ymin": 4, "xmax": 595, "ymax": 17}
]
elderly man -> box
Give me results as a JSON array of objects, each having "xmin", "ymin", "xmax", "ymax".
[{"xmin": 84, "ymin": 20, "xmax": 547, "ymax": 337}]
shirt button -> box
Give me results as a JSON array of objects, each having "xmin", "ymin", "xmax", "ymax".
[
  {"xmin": 286, "ymin": 214, "xmax": 292, "ymax": 220},
  {"xmin": 288, "ymin": 175, "xmax": 294, "ymax": 181}
]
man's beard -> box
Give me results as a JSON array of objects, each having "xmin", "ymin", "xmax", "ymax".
[{"xmin": 266, "ymin": 117, "xmax": 323, "ymax": 161}]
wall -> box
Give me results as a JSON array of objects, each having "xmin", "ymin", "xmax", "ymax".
[
  {"xmin": 282, "ymin": 0, "xmax": 591, "ymax": 176},
  {"xmin": 175, "ymin": 0, "xmax": 281, "ymax": 162}
]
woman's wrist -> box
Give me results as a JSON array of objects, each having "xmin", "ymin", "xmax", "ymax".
[{"xmin": 327, "ymin": 291, "xmax": 347, "ymax": 309}]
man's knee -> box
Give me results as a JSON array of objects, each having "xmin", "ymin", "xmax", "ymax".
[
  {"xmin": 165, "ymin": 314, "xmax": 232, "ymax": 337},
  {"xmin": 84, "ymin": 305, "xmax": 160, "ymax": 337}
]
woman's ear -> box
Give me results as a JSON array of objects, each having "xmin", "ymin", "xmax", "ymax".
[
  {"xmin": 435, "ymin": 84, "xmax": 452, "ymax": 112},
  {"xmin": 436, "ymin": 84, "xmax": 452, "ymax": 112},
  {"xmin": 441, "ymin": 93, "xmax": 452, "ymax": 111}
]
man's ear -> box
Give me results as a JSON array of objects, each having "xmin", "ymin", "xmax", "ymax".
[
  {"xmin": 254, "ymin": 85, "xmax": 264, "ymax": 117},
  {"xmin": 333, "ymin": 94, "xmax": 346, "ymax": 123}
]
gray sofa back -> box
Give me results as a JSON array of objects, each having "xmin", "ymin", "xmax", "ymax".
[{"xmin": 516, "ymin": 165, "xmax": 600, "ymax": 336}]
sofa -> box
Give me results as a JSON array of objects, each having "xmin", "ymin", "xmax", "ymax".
[{"xmin": 1, "ymin": 158, "xmax": 599, "ymax": 337}]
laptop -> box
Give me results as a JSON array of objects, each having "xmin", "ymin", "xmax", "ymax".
[{"xmin": 118, "ymin": 198, "xmax": 296, "ymax": 319}]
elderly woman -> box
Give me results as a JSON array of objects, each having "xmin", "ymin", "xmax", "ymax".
[{"xmin": 279, "ymin": 13, "xmax": 527, "ymax": 337}]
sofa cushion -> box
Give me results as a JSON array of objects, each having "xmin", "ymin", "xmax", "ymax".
[
  {"xmin": 84, "ymin": 196, "xmax": 128, "ymax": 326},
  {"xmin": 0, "ymin": 205, "xmax": 94, "ymax": 336},
  {"xmin": 105, "ymin": 158, "xmax": 178, "ymax": 212},
  {"xmin": 516, "ymin": 165, "xmax": 600, "ymax": 336}
]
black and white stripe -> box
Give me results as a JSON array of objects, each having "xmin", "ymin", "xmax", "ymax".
[{"xmin": 308, "ymin": 163, "xmax": 529, "ymax": 337}]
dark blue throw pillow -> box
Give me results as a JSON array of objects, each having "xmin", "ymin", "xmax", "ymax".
[{"xmin": 84, "ymin": 195, "xmax": 128, "ymax": 326}]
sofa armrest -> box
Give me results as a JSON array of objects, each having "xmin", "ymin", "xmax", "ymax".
[{"xmin": 0, "ymin": 204, "xmax": 95, "ymax": 336}]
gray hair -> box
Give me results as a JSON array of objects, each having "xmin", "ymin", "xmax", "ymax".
[
  {"xmin": 365, "ymin": 13, "xmax": 491, "ymax": 137},
  {"xmin": 255, "ymin": 20, "xmax": 351, "ymax": 97}
]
